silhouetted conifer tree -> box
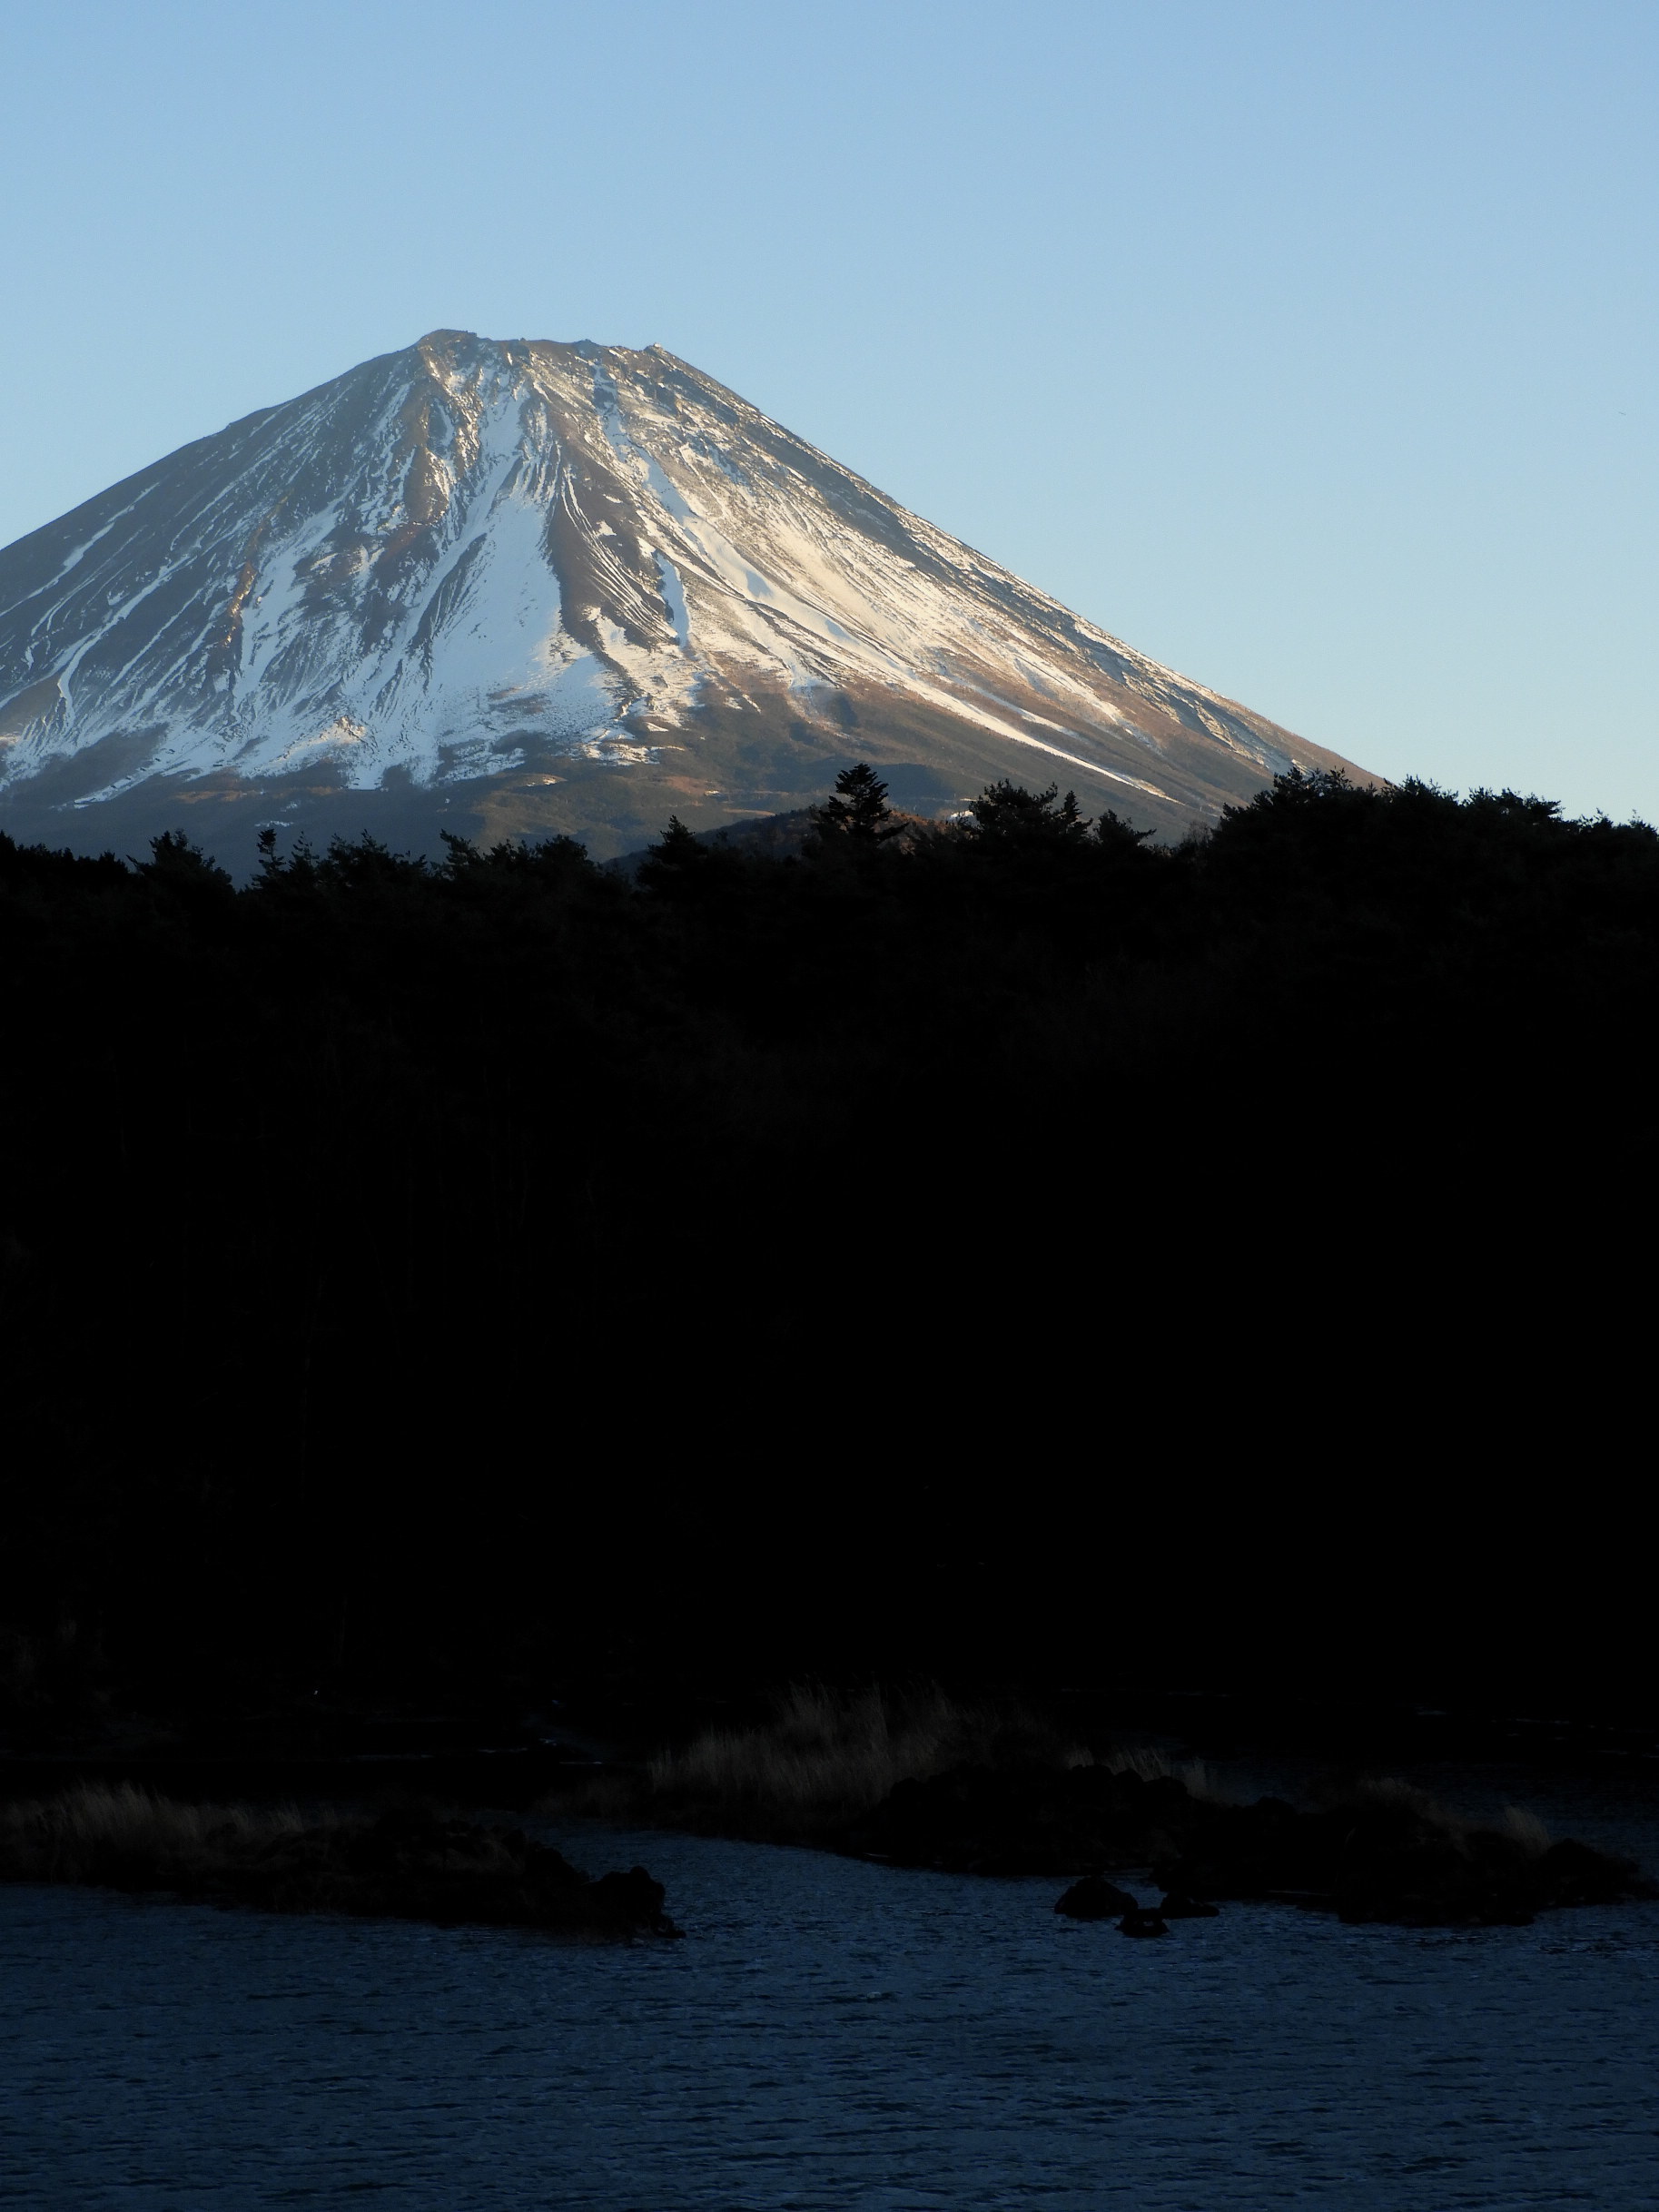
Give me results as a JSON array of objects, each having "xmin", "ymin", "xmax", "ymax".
[
  {"xmin": 637, "ymin": 815, "xmax": 705, "ymax": 885},
  {"xmin": 812, "ymin": 763, "xmax": 901, "ymax": 843},
  {"xmin": 967, "ymin": 781, "xmax": 1090, "ymax": 844},
  {"xmin": 1094, "ymin": 809, "xmax": 1156, "ymax": 854},
  {"xmin": 638, "ymin": 814, "xmax": 751, "ymax": 901}
]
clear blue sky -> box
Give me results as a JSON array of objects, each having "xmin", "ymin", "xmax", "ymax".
[{"xmin": 3, "ymin": 0, "xmax": 1654, "ymax": 817}]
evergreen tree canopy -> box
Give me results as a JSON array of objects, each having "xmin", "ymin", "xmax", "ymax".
[
  {"xmin": 966, "ymin": 779, "xmax": 1091, "ymax": 844},
  {"xmin": 2, "ymin": 765, "xmax": 1654, "ymax": 1727},
  {"xmin": 811, "ymin": 762, "xmax": 901, "ymax": 842}
]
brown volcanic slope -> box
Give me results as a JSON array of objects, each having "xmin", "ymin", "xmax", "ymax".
[{"xmin": 0, "ymin": 331, "xmax": 1376, "ymax": 864}]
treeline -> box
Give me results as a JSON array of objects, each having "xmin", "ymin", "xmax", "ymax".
[{"xmin": 3, "ymin": 766, "xmax": 1656, "ymax": 1729}]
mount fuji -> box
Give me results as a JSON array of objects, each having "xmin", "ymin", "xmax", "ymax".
[{"xmin": 0, "ymin": 331, "xmax": 1373, "ymax": 860}]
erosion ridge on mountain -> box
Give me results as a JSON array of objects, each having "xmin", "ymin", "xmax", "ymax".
[{"xmin": 0, "ymin": 331, "xmax": 1373, "ymax": 858}]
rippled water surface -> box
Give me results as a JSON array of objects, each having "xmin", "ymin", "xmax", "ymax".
[{"xmin": 4, "ymin": 1812, "xmax": 1659, "ymax": 2208}]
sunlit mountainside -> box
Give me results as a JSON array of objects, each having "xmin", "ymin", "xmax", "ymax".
[{"xmin": 0, "ymin": 331, "xmax": 1374, "ymax": 859}]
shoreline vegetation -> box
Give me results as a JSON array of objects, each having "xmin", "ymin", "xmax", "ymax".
[
  {"xmin": 0, "ymin": 1784, "xmax": 676, "ymax": 1939},
  {"xmin": 572, "ymin": 1686, "xmax": 1655, "ymax": 1931},
  {"xmin": 3, "ymin": 1690, "xmax": 1652, "ymax": 1939}
]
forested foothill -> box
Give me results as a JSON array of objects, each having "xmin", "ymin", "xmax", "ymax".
[{"xmin": 3, "ymin": 765, "xmax": 1656, "ymax": 1752}]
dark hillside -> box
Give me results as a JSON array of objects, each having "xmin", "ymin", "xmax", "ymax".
[{"xmin": 3, "ymin": 768, "xmax": 1654, "ymax": 1741}]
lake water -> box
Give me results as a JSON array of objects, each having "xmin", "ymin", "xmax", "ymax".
[{"xmin": 4, "ymin": 1800, "xmax": 1658, "ymax": 2208}]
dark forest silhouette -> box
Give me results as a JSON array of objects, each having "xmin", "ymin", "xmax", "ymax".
[{"xmin": 3, "ymin": 765, "xmax": 1656, "ymax": 1735}]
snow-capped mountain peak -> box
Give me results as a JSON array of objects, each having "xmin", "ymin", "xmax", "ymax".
[{"xmin": 0, "ymin": 331, "xmax": 1370, "ymax": 855}]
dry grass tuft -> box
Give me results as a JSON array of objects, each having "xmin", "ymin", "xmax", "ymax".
[
  {"xmin": 1347, "ymin": 1774, "xmax": 1457, "ymax": 1822},
  {"xmin": 0, "ymin": 1784, "xmax": 676, "ymax": 1938},
  {"xmin": 1101, "ymin": 1747, "xmax": 1229, "ymax": 1803},
  {"xmin": 1329, "ymin": 1776, "xmax": 1554, "ymax": 1855},
  {"xmin": 1501, "ymin": 1804, "xmax": 1553, "ymax": 1856},
  {"xmin": 0, "ymin": 1783, "xmax": 313, "ymax": 1886},
  {"xmin": 641, "ymin": 1684, "xmax": 1085, "ymax": 1834}
]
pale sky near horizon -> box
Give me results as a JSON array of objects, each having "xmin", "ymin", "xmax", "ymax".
[{"xmin": 1, "ymin": 0, "xmax": 1654, "ymax": 818}]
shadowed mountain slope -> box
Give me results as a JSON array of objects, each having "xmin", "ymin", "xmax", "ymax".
[{"xmin": 0, "ymin": 331, "xmax": 1373, "ymax": 860}]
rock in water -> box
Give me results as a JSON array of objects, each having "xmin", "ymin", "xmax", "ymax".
[{"xmin": 1055, "ymin": 1875, "xmax": 1139, "ymax": 1921}]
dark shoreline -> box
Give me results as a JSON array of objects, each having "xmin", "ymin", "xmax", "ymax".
[
  {"xmin": 6, "ymin": 1763, "xmax": 1648, "ymax": 1939},
  {"xmin": 6, "ymin": 1682, "xmax": 1657, "ymax": 1939},
  {"xmin": 9, "ymin": 1677, "xmax": 1659, "ymax": 1809},
  {"xmin": 0, "ymin": 1790, "xmax": 677, "ymax": 1940},
  {"xmin": 840, "ymin": 1764, "xmax": 1655, "ymax": 1929}
]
